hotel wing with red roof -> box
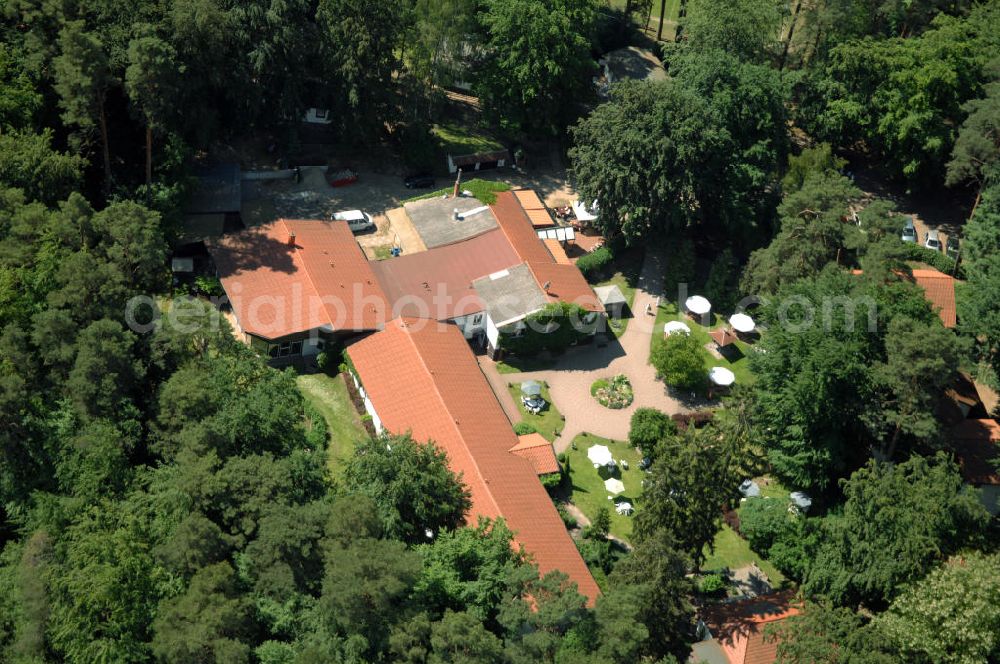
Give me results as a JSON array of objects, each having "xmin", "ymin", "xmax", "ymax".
[{"xmin": 346, "ymin": 319, "xmax": 600, "ymax": 602}]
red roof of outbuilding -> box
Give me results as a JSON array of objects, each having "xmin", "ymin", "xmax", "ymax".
[
  {"xmin": 510, "ymin": 433, "xmax": 561, "ymax": 475},
  {"xmin": 347, "ymin": 318, "xmax": 599, "ymax": 602},
  {"xmin": 852, "ymin": 267, "xmax": 957, "ymax": 328},
  {"xmin": 700, "ymin": 592, "xmax": 800, "ymax": 664},
  {"xmin": 911, "ymin": 268, "xmax": 957, "ymax": 328},
  {"xmin": 209, "ymin": 219, "xmax": 388, "ymax": 339},
  {"xmin": 372, "ymin": 229, "xmax": 520, "ymax": 321}
]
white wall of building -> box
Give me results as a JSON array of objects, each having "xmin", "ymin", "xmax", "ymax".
[
  {"xmin": 350, "ymin": 370, "xmax": 383, "ymax": 433},
  {"xmin": 453, "ymin": 311, "xmax": 487, "ymax": 339}
]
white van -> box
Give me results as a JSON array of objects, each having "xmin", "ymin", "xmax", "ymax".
[{"xmin": 332, "ymin": 209, "xmax": 375, "ymax": 233}]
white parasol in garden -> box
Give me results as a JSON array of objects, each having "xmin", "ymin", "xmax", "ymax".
[
  {"xmin": 708, "ymin": 366, "xmax": 736, "ymax": 387},
  {"xmin": 604, "ymin": 478, "xmax": 625, "ymax": 495},
  {"xmin": 587, "ymin": 444, "xmax": 613, "ymax": 468},
  {"xmin": 730, "ymin": 313, "xmax": 756, "ymax": 333},
  {"xmin": 664, "ymin": 320, "xmax": 692, "ymax": 336},
  {"xmin": 685, "ymin": 295, "xmax": 711, "ymax": 315}
]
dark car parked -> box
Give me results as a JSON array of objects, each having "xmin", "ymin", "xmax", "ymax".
[
  {"xmin": 404, "ymin": 173, "xmax": 435, "ymax": 189},
  {"xmin": 947, "ymin": 235, "xmax": 960, "ymax": 260}
]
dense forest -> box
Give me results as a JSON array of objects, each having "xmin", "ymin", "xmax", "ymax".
[{"xmin": 1, "ymin": 0, "xmax": 999, "ymax": 662}]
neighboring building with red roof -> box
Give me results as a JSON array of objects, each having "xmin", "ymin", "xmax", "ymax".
[
  {"xmin": 692, "ymin": 593, "xmax": 800, "ymax": 664},
  {"xmin": 911, "ymin": 268, "xmax": 957, "ymax": 328},
  {"xmin": 851, "ymin": 267, "xmax": 957, "ymax": 328},
  {"xmin": 949, "ymin": 418, "xmax": 1000, "ymax": 515},
  {"xmin": 509, "ymin": 433, "xmax": 561, "ymax": 476},
  {"xmin": 346, "ymin": 318, "xmax": 600, "ymax": 602},
  {"xmin": 208, "ymin": 219, "xmax": 388, "ymax": 360}
]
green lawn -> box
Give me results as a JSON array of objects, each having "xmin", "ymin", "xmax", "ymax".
[
  {"xmin": 609, "ymin": 0, "xmax": 682, "ymax": 39},
  {"xmin": 702, "ymin": 525, "xmax": 787, "ymax": 587},
  {"xmin": 564, "ymin": 433, "xmax": 645, "ymax": 542},
  {"xmin": 508, "ymin": 382, "xmax": 564, "ymax": 441},
  {"xmin": 296, "ymin": 373, "xmax": 370, "ymax": 474},
  {"xmin": 404, "ymin": 178, "xmax": 511, "ymax": 205},
  {"xmin": 432, "ymin": 122, "xmax": 505, "ymax": 156},
  {"xmin": 650, "ymin": 301, "xmax": 755, "ymax": 390},
  {"xmin": 593, "ymin": 270, "xmax": 637, "ymax": 338}
]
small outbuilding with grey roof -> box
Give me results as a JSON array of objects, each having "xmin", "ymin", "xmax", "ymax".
[{"xmin": 593, "ymin": 284, "xmax": 629, "ymax": 319}]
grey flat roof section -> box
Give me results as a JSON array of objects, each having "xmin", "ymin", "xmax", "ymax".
[
  {"xmin": 473, "ymin": 263, "xmax": 548, "ymax": 326},
  {"xmin": 187, "ymin": 163, "xmax": 242, "ymax": 214},
  {"xmin": 403, "ymin": 196, "xmax": 498, "ymax": 248}
]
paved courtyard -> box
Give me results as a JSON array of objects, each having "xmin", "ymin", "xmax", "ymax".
[{"xmin": 479, "ymin": 248, "xmax": 696, "ymax": 453}]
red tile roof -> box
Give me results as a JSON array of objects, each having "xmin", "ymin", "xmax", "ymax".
[
  {"xmin": 491, "ymin": 191, "xmax": 557, "ymax": 264},
  {"xmin": 911, "ymin": 268, "xmax": 957, "ymax": 328},
  {"xmin": 209, "ymin": 219, "xmax": 388, "ymax": 339},
  {"xmin": 710, "ymin": 327, "xmax": 738, "ymax": 347},
  {"xmin": 852, "ymin": 267, "xmax": 957, "ymax": 328},
  {"xmin": 528, "ymin": 262, "xmax": 604, "ymax": 313},
  {"xmin": 949, "ymin": 419, "xmax": 1000, "ymax": 485},
  {"xmin": 372, "ymin": 229, "xmax": 520, "ymax": 321},
  {"xmin": 510, "ymin": 433, "xmax": 561, "ymax": 475},
  {"xmin": 347, "ymin": 318, "xmax": 600, "ymax": 602},
  {"xmin": 513, "ymin": 189, "xmax": 546, "ymax": 210},
  {"xmin": 544, "ymin": 239, "xmax": 573, "ymax": 265},
  {"xmin": 700, "ymin": 592, "xmax": 800, "ymax": 664}
]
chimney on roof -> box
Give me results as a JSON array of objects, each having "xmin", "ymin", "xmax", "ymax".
[
  {"xmin": 288, "ymin": 231, "xmax": 296, "ymax": 246},
  {"xmin": 452, "ymin": 168, "xmax": 462, "ymax": 198}
]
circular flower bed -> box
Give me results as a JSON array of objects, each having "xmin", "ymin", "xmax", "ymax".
[{"xmin": 590, "ymin": 374, "xmax": 634, "ymax": 409}]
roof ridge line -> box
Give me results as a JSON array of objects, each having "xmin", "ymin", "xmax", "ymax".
[
  {"xmin": 280, "ymin": 218, "xmax": 333, "ymax": 332},
  {"xmin": 397, "ymin": 320, "xmax": 506, "ymax": 522}
]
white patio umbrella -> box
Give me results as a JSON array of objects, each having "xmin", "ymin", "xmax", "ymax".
[
  {"xmin": 520, "ymin": 380, "xmax": 543, "ymax": 396},
  {"xmin": 730, "ymin": 313, "xmax": 756, "ymax": 333},
  {"xmin": 604, "ymin": 477, "xmax": 625, "ymax": 494},
  {"xmin": 587, "ymin": 444, "xmax": 613, "ymax": 468},
  {"xmin": 789, "ymin": 491, "xmax": 813, "ymax": 512},
  {"xmin": 685, "ymin": 295, "xmax": 711, "ymax": 316},
  {"xmin": 663, "ymin": 320, "xmax": 691, "ymax": 336},
  {"xmin": 708, "ymin": 366, "xmax": 736, "ymax": 387}
]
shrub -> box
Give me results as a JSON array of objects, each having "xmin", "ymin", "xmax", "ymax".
[
  {"xmin": 698, "ymin": 573, "xmax": 726, "ymax": 595},
  {"xmin": 576, "ymin": 536, "xmax": 623, "ymax": 575},
  {"xmin": 590, "ymin": 374, "xmax": 634, "ymax": 408},
  {"xmin": 316, "ymin": 351, "xmax": 332, "ymax": 372},
  {"xmin": 193, "ymin": 274, "xmax": 224, "ymax": 297},
  {"xmin": 628, "ymin": 407, "xmax": 677, "ymax": 451},
  {"xmin": 586, "ymin": 507, "xmax": 611, "ymax": 540},
  {"xmin": 902, "ymin": 242, "xmax": 961, "ymax": 278},
  {"xmin": 557, "ymin": 504, "xmax": 577, "ymax": 529},
  {"xmin": 540, "ymin": 472, "xmax": 562, "ymax": 491},
  {"xmin": 576, "ymin": 246, "xmax": 613, "ymax": 277},
  {"xmin": 501, "ymin": 302, "xmax": 593, "ymax": 355},
  {"xmin": 651, "ymin": 334, "xmax": 705, "ymax": 390},
  {"xmin": 739, "ymin": 497, "xmax": 799, "ymax": 556},
  {"xmin": 513, "ymin": 421, "xmax": 538, "ymax": 435}
]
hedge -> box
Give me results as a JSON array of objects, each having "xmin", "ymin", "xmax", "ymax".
[{"xmin": 576, "ymin": 246, "xmax": 613, "ymax": 277}]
